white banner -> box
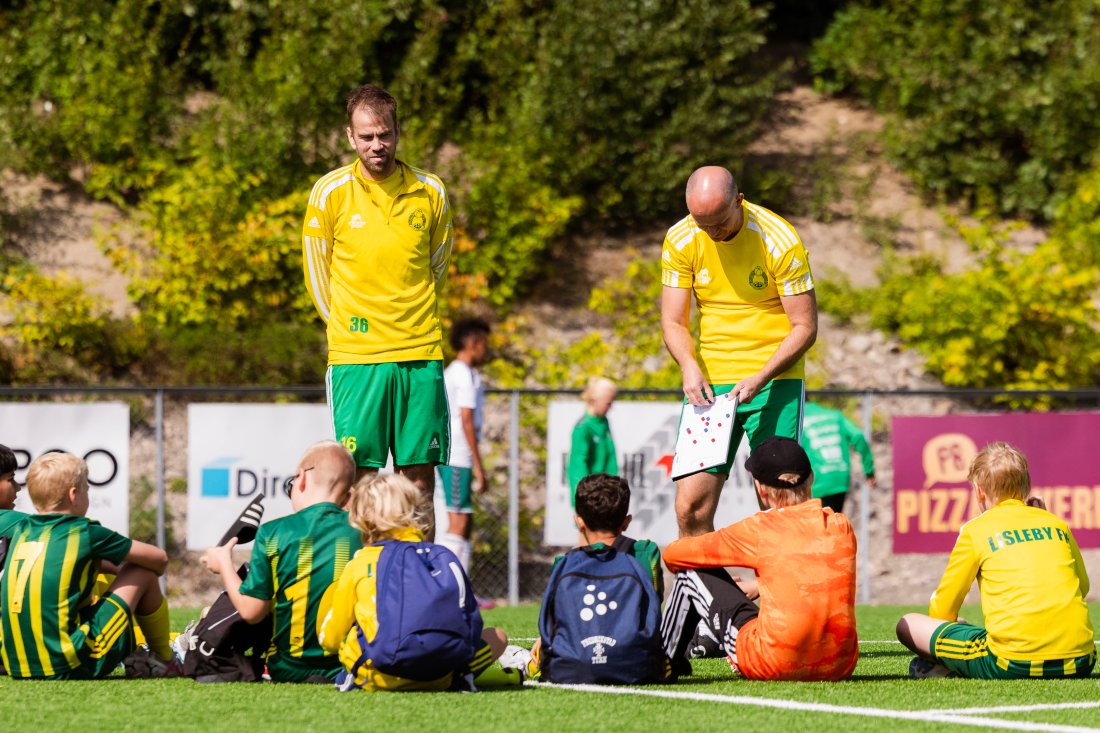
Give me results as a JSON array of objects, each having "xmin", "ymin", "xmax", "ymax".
[
  {"xmin": 187, "ymin": 404, "xmax": 334, "ymax": 550},
  {"xmin": 544, "ymin": 400, "xmax": 757, "ymax": 547},
  {"xmin": 1, "ymin": 403, "xmax": 130, "ymax": 535}
]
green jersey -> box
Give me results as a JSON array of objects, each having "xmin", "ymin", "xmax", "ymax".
[
  {"xmin": 801, "ymin": 402, "xmax": 875, "ymax": 498},
  {"xmin": 0, "ymin": 514, "xmax": 132, "ymax": 678},
  {"xmin": 239, "ymin": 502, "xmax": 362, "ymax": 682},
  {"xmin": 567, "ymin": 413, "xmax": 618, "ymax": 496}
]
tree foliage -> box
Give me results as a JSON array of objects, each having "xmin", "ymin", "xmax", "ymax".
[{"xmin": 811, "ymin": 0, "xmax": 1100, "ymax": 220}]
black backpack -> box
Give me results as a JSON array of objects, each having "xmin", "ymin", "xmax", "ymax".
[{"xmin": 180, "ymin": 565, "xmax": 274, "ymax": 683}]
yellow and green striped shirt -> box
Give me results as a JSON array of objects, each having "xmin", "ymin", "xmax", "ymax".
[
  {"xmin": 238, "ymin": 502, "xmax": 361, "ymax": 681},
  {"xmin": 0, "ymin": 513, "xmax": 131, "ymax": 678},
  {"xmin": 302, "ymin": 158, "xmax": 454, "ymax": 366},
  {"xmin": 661, "ymin": 200, "xmax": 814, "ymax": 383}
]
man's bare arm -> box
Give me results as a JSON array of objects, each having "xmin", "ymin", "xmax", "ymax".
[
  {"xmin": 733, "ymin": 290, "xmax": 818, "ymax": 404},
  {"xmin": 661, "ymin": 286, "xmax": 713, "ymax": 406}
]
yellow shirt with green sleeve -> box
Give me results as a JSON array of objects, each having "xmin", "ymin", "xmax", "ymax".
[
  {"xmin": 302, "ymin": 159, "xmax": 454, "ymax": 366},
  {"xmin": 660, "ymin": 200, "xmax": 814, "ymax": 384},
  {"xmin": 929, "ymin": 499, "xmax": 1093, "ymax": 661}
]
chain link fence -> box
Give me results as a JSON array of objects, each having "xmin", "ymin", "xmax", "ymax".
[{"xmin": 3, "ymin": 385, "xmax": 1100, "ymax": 605}]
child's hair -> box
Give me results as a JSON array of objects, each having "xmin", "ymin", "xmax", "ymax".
[
  {"xmin": 581, "ymin": 377, "xmax": 617, "ymax": 406},
  {"xmin": 347, "ymin": 473, "xmax": 433, "ymax": 543},
  {"xmin": 575, "ymin": 473, "xmax": 630, "ymax": 533},
  {"xmin": 450, "ymin": 317, "xmax": 490, "ymax": 352},
  {"xmin": 26, "ymin": 451, "xmax": 88, "ymax": 512},
  {"xmin": 968, "ymin": 441, "xmax": 1030, "ymax": 502},
  {"xmin": 0, "ymin": 444, "xmax": 16, "ymax": 475}
]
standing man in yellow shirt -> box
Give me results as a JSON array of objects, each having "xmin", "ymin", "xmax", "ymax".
[
  {"xmin": 302, "ymin": 84, "xmax": 454, "ymax": 510},
  {"xmin": 661, "ymin": 166, "xmax": 817, "ymax": 537}
]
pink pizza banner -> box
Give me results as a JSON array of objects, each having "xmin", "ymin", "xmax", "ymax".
[{"xmin": 892, "ymin": 412, "xmax": 1100, "ymax": 553}]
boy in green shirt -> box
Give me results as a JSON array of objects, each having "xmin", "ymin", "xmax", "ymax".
[
  {"xmin": 568, "ymin": 377, "xmax": 619, "ymax": 504},
  {"xmin": 0, "ymin": 451, "xmax": 173, "ymax": 679},
  {"xmin": 201, "ymin": 440, "xmax": 362, "ymax": 682}
]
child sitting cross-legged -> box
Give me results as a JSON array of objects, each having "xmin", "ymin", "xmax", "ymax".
[
  {"xmin": 503, "ymin": 473, "xmax": 667, "ymax": 684},
  {"xmin": 318, "ymin": 473, "xmax": 519, "ymax": 691},
  {"xmin": 897, "ymin": 442, "xmax": 1095, "ymax": 679},
  {"xmin": 0, "ymin": 451, "xmax": 175, "ymax": 679},
  {"xmin": 661, "ymin": 437, "xmax": 859, "ymax": 681}
]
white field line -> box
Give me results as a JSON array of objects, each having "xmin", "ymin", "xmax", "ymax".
[
  {"xmin": 526, "ymin": 681, "xmax": 1100, "ymax": 733},
  {"xmin": 933, "ymin": 702, "xmax": 1100, "ymax": 715}
]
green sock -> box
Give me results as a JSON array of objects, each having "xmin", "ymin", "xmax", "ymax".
[{"xmin": 136, "ymin": 598, "xmax": 173, "ymax": 661}]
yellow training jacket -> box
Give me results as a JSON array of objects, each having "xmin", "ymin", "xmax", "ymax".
[{"xmin": 302, "ymin": 159, "xmax": 453, "ymax": 365}]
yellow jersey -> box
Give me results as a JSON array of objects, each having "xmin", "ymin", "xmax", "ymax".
[
  {"xmin": 929, "ymin": 499, "xmax": 1094, "ymax": 661},
  {"xmin": 316, "ymin": 527, "xmax": 452, "ymax": 691},
  {"xmin": 661, "ymin": 200, "xmax": 814, "ymax": 383},
  {"xmin": 302, "ymin": 159, "xmax": 454, "ymax": 365}
]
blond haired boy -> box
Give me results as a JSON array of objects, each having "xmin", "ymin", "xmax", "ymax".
[
  {"xmin": 897, "ymin": 442, "xmax": 1095, "ymax": 679},
  {"xmin": 0, "ymin": 452, "xmax": 173, "ymax": 679}
]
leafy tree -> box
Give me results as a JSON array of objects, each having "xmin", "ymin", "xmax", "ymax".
[{"xmin": 812, "ymin": 0, "xmax": 1100, "ymax": 219}]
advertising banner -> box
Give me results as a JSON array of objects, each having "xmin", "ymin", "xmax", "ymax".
[
  {"xmin": 892, "ymin": 412, "xmax": 1100, "ymax": 553},
  {"xmin": 544, "ymin": 400, "xmax": 757, "ymax": 547},
  {"xmin": 1, "ymin": 402, "xmax": 130, "ymax": 534},
  {"xmin": 187, "ymin": 404, "xmax": 334, "ymax": 550}
]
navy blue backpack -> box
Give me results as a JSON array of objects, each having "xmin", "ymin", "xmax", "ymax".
[
  {"xmin": 346, "ymin": 540, "xmax": 482, "ymax": 683},
  {"xmin": 538, "ymin": 537, "xmax": 665, "ymax": 684}
]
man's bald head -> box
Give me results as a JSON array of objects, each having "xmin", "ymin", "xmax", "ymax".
[
  {"xmin": 685, "ymin": 166, "xmax": 738, "ymax": 218},
  {"xmin": 685, "ymin": 166, "xmax": 745, "ymax": 242}
]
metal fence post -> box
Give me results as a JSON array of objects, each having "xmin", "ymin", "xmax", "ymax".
[
  {"xmin": 508, "ymin": 390, "xmax": 520, "ymax": 605},
  {"xmin": 155, "ymin": 389, "xmax": 166, "ymax": 550},
  {"xmin": 859, "ymin": 391, "xmax": 873, "ymax": 604},
  {"xmin": 155, "ymin": 389, "xmax": 167, "ymax": 593}
]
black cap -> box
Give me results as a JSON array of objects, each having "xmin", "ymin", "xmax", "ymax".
[{"xmin": 745, "ymin": 436, "xmax": 812, "ymax": 489}]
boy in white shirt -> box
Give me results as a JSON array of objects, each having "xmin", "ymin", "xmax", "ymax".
[{"xmin": 439, "ymin": 318, "xmax": 490, "ymax": 573}]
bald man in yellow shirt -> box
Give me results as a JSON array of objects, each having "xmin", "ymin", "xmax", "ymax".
[
  {"xmin": 661, "ymin": 166, "xmax": 817, "ymax": 537},
  {"xmin": 302, "ymin": 84, "xmax": 454, "ymax": 509}
]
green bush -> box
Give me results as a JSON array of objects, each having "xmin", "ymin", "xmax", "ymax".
[
  {"xmin": 811, "ymin": 0, "xmax": 1100, "ymax": 219},
  {"xmin": 821, "ymin": 219, "xmax": 1100, "ymax": 391}
]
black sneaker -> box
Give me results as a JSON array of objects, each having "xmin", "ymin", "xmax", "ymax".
[
  {"xmin": 217, "ymin": 495, "xmax": 265, "ymax": 547},
  {"xmin": 908, "ymin": 656, "xmax": 954, "ymax": 678},
  {"xmin": 123, "ymin": 646, "xmax": 184, "ymax": 678},
  {"xmin": 688, "ymin": 628, "xmax": 723, "ymax": 659}
]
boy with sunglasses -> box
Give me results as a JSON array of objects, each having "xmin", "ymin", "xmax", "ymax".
[{"xmin": 201, "ymin": 440, "xmax": 361, "ymax": 682}]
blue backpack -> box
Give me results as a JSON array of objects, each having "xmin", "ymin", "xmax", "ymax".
[
  {"xmin": 345, "ymin": 540, "xmax": 482, "ymax": 683},
  {"xmin": 538, "ymin": 537, "xmax": 665, "ymax": 684}
]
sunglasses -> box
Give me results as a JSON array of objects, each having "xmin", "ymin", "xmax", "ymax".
[{"xmin": 282, "ymin": 466, "xmax": 314, "ymax": 497}]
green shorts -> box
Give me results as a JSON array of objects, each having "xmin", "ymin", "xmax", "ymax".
[
  {"xmin": 327, "ymin": 361, "xmax": 449, "ymax": 468},
  {"xmin": 931, "ymin": 621, "xmax": 1097, "ymax": 679},
  {"xmin": 49, "ymin": 593, "xmax": 136, "ymax": 680},
  {"xmin": 439, "ymin": 465, "xmax": 473, "ymax": 513},
  {"xmin": 687, "ymin": 378, "xmax": 804, "ymax": 476},
  {"xmin": 267, "ymin": 654, "xmax": 343, "ymax": 683}
]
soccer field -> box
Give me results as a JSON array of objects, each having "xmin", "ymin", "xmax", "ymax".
[{"xmin": 2, "ymin": 604, "xmax": 1099, "ymax": 733}]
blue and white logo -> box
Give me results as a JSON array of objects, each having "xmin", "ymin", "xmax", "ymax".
[{"xmin": 201, "ymin": 457, "xmax": 241, "ymax": 497}]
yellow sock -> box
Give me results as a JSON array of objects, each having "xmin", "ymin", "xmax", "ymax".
[
  {"xmin": 136, "ymin": 598, "xmax": 173, "ymax": 661},
  {"xmin": 473, "ymin": 665, "xmax": 523, "ymax": 688}
]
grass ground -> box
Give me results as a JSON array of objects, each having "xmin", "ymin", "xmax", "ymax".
[{"xmin": 2, "ymin": 604, "xmax": 1100, "ymax": 732}]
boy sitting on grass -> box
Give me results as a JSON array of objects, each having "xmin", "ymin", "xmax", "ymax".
[
  {"xmin": 318, "ymin": 473, "xmax": 517, "ymax": 691},
  {"xmin": 201, "ymin": 440, "xmax": 362, "ymax": 682},
  {"xmin": 0, "ymin": 451, "xmax": 174, "ymax": 679},
  {"xmin": 897, "ymin": 442, "xmax": 1095, "ymax": 679},
  {"xmin": 503, "ymin": 472, "xmax": 666, "ymax": 681},
  {"xmin": 661, "ymin": 436, "xmax": 859, "ymax": 681}
]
